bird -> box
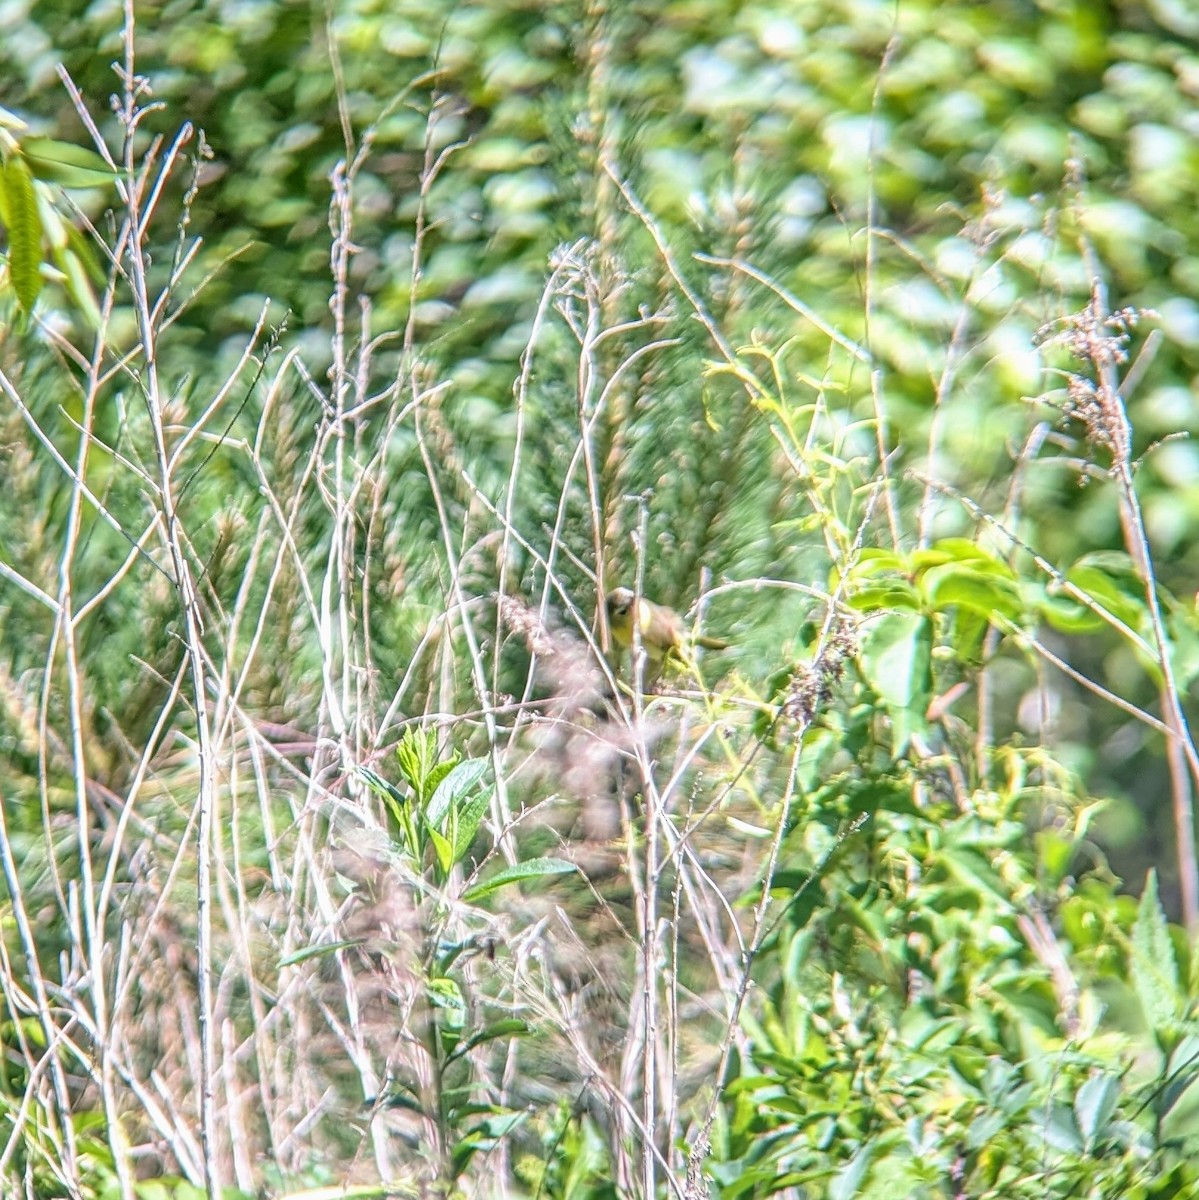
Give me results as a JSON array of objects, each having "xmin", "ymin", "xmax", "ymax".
[{"xmin": 604, "ymin": 587, "xmax": 727, "ymax": 665}]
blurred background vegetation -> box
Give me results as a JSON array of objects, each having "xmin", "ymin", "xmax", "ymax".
[
  {"xmin": 7, "ymin": 0, "xmax": 1197, "ymax": 890},
  {"xmin": 3, "ymin": 0, "xmax": 1199, "ymax": 1196}
]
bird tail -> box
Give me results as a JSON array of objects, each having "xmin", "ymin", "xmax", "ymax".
[{"xmin": 694, "ymin": 634, "xmax": 728, "ymax": 651}]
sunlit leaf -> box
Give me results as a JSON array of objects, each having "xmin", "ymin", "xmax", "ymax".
[
  {"xmin": 425, "ymin": 758, "xmax": 491, "ymax": 865},
  {"xmin": 828, "ymin": 1142, "xmax": 873, "ymax": 1200},
  {"xmin": 428, "ymin": 822, "xmax": 453, "ymax": 876},
  {"xmin": 20, "ymin": 137, "xmax": 117, "ymax": 189},
  {"xmin": 447, "ymin": 1019, "xmax": 529, "ymax": 1062},
  {"xmin": 396, "ymin": 727, "xmax": 443, "ymax": 801},
  {"xmin": 921, "ymin": 562, "xmax": 1023, "ymax": 621},
  {"xmin": 278, "ymin": 938, "xmax": 363, "ymax": 967},
  {"xmin": 1132, "ymin": 868, "xmax": 1181, "ymax": 1039},
  {"xmin": 858, "ymin": 612, "xmax": 932, "ymax": 753},
  {"xmin": 1031, "ymin": 1102, "xmax": 1083, "ymax": 1153},
  {"xmin": 1074, "ymin": 1071, "xmax": 1120, "ymax": 1147},
  {"xmin": 53, "ymin": 245, "xmax": 101, "ymax": 328},
  {"xmin": 1, "ymin": 153, "xmax": 43, "ymax": 313},
  {"xmin": 462, "ymin": 857, "xmax": 575, "ymax": 902}
]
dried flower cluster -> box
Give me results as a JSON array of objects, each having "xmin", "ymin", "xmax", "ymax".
[
  {"xmin": 1035, "ymin": 290, "xmax": 1154, "ymax": 460},
  {"xmin": 783, "ymin": 618, "xmax": 857, "ymax": 727}
]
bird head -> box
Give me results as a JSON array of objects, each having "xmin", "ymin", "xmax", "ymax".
[{"xmin": 605, "ymin": 587, "xmax": 635, "ymax": 620}]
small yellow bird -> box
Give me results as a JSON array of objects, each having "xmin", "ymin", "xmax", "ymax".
[{"xmin": 605, "ymin": 587, "xmax": 727, "ymax": 664}]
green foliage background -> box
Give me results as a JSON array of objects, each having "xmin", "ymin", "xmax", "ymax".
[
  {"xmin": 4, "ymin": 0, "xmax": 1199, "ymax": 1197},
  {"xmin": 7, "ymin": 0, "xmax": 1193, "ymax": 880}
]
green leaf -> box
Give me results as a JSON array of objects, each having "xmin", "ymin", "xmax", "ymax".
[
  {"xmin": 828, "ymin": 1142, "xmax": 873, "ymax": 1200},
  {"xmin": 921, "ymin": 562, "xmax": 1023, "ymax": 622},
  {"xmin": 379, "ymin": 1073, "xmax": 423, "ymax": 1112},
  {"xmin": 1, "ymin": 153, "xmax": 44, "ymax": 313},
  {"xmin": 423, "ymin": 758, "xmax": 491, "ymax": 868},
  {"xmin": 428, "ymin": 822, "xmax": 454, "ymax": 876},
  {"xmin": 53, "ymin": 245, "xmax": 101, "ymax": 329},
  {"xmin": 448, "ymin": 796, "xmax": 489, "ymax": 864},
  {"xmin": 845, "ymin": 581, "xmax": 922, "ymax": 613},
  {"xmin": 936, "ymin": 845, "xmax": 1014, "ymax": 911},
  {"xmin": 847, "ymin": 549, "xmax": 909, "ymax": 576},
  {"xmin": 966, "ymin": 1110, "xmax": 1007, "ymax": 1150},
  {"xmin": 1036, "ymin": 830, "xmax": 1074, "ymax": 887},
  {"xmin": 858, "ymin": 612, "xmax": 932, "ymax": 754},
  {"xmin": 426, "ymin": 758, "xmax": 489, "ymax": 832},
  {"xmin": 424, "ymin": 758, "xmax": 459, "ymax": 803},
  {"xmin": 357, "ymin": 768, "xmax": 405, "ymax": 806},
  {"xmin": 1132, "ymin": 868, "xmax": 1181, "ymax": 1038},
  {"xmin": 1034, "ymin": 584, "xmax": 1107, "ymax": 634},
  {"xmin": 447, "ymin": 1019, "xmax": 529, "ymax": 1062},
  {"xmin": 947, "ymin": 606, "xmax": 991, "ymax": 665},
  {"xmin": 462, "ymin": 857, "xmax": 575, "ymax": 902},
  {"xmin": 1074, "ymin": 1071, "xmax": 1120, "ymax": 1146},
  {"xmin": 396, "ymin": 728, "xmax": 458, "ymax": 805},
  {"xmin": 360, "ymin": 766, "xmax": 406, "ymax": 813},
  {"xmin": 397, "ymin": 728, "xmax": 436, "ymax": 795},
  {"xmin": 428, "ymin": 976, "xmax": 466, "ymax": 1025},
  {"xmin": 37, "ymin": 194, "xmax": 68, "ymax": 251},
  {"xmin": 1160, "ymin": 1037, "xmax": 1199, "ymax": 1135},
  {"xmin": 451, "ymin": 1110, "xmax": 527, "ymax": 1174},
  {"xmin": 1033, "ymin": 1103, "xmax": 1083, "ymax": 1153},
  {"xmin": 65, "ymin": 221, "xmax": 106, "ymax": 284},
  {"xmin": 911, "ymin": 538, "xmax": 1003, "ymax": 570},
  {"xmin": 19, "ymin": 137, "xmax": 117, "ymax": 190},
  {"xmin": 278, "ymin": 938, "xmax": 362, "ymax": 967},
  {"xmin": 450, "ymin": 781, "xmax": 493, "ymax": 863},
  {"xmin": 840, "ymin": 550, "xmax": 922, "ymax": 614},
  {"xmin": 1065, "ymin": 555, "xmax": 1148, "ymax": 631},
  {"xmin": 428, "ymin": 978, "xmax": 464, "ymax": 1009}
]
